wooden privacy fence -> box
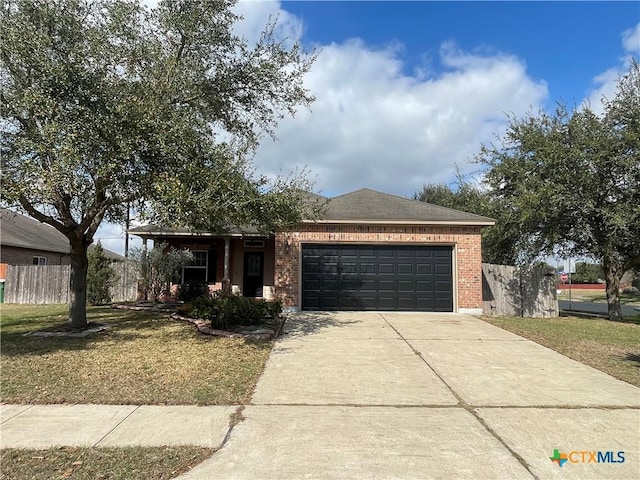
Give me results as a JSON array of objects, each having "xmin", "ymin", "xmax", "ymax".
[
  {"xmin": 110, "ymin": 261, "xmax": 139, "ymax": 303},
  {"xmin": 3, "ymin": 262, "xmax": 138, "ymax": 304},
  {"xmin": 482, "ymin": 263, "xmax": 559, "ymax": 318},
  {"xmin": 4, "ymin": 265, "xmax": 71, "ymax": 304}
]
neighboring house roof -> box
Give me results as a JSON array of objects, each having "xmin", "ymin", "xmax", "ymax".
[
  {"xmin": 0, "ymin": 209, "xmax": 125, "ymax": 261},
  {"xmin": 129, "ymin": 188, "xmax": 494, "ymax": 237},
  {"xmin": 1, "ymin": 209, "xmax": 70, "ymax": 253},
  {"xmin": 318, "ymin": 188, "xmax": 495, "ymax": 225}
]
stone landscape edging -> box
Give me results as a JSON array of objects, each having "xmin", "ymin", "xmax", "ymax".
[{"xmin": 111, "ymin": 303, "xmax": 284, "ymax": 340}]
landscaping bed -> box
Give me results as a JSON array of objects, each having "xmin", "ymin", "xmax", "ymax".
[{"xmin": 112, "ymin": 299, "xmax": 286, "ymax": 341}]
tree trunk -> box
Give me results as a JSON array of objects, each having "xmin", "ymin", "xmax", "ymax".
[
  {"xmin": 603, "ymin": 260, "xmax": 622, "ymax": 321},
  {"xmin": 69, "ymin": 237, "xmax": 90, "ymax": 329}
]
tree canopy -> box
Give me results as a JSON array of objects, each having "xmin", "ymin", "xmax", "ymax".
[
  {"xmin": 475, "ymin": 60, "xmax": 640, "ymax": 320},
  {"xmin": 414, "ymin": 174, "xmax": 520, "ymax": 265},
  {"xmin": 0, "ymin": 0, "xmax": 317, "ymax": 327}
]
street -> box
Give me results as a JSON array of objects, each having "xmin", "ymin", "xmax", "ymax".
[{"xmin": 559, "ymin": 300, "xmax": 639, "ymax": 317}]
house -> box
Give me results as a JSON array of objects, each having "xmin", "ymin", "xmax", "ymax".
[
  {"xmin": 0, "ymin": 208, "xmax": 124, "ymax": 265},
  {"xmin": 129, "ymin": 189, "xmax": 494, "ymax": 313}
]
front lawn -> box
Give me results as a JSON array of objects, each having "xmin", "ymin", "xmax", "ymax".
[
  {"xmin": 0, "ymin": 304, "xmax": 272, "ymax": 405},
  {"xmin": 0, "ymin": 446, "xmax": 214, "ymax": 480},
  {"xmin": 482, "ymin": 314, "xmax": 640, "ymax": 387}
]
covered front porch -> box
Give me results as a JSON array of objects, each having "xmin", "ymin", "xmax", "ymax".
[{"xmin": 130, "ymin": 227, "xmax": 276, "ymax": 299}]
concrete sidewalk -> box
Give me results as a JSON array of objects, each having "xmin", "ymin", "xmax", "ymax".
[
  {"xmin": 2, "ymin": 312, "xmax": 639, "ymax": 479},
  {"xmin": 1, "ymin": 404, "xmax": 235, "ymax": 449}
]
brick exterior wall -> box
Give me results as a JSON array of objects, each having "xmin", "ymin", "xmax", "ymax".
[{"xmin": 274, "ymin": 224, "xmax": 484, "ymax": 311}]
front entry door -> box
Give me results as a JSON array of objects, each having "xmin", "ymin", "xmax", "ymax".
[{"xmin": 243, "ymin": 252, "xmax": 264, "ymax": 297}]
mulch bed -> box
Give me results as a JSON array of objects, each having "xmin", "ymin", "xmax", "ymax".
[{"xmin": 112, "ymin": 303, "xmax": 285, "ymax": 340}]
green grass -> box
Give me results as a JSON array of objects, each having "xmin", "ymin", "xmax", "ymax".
[
  {"xmin": 557, "ymin": 289, "xmax": 640, "ymax": 305},
  {"xmin": 0, "ymin": 446, "xmax": 214, "ymax": 480},
  {"xmin": 0, "ymin": 304, "xmax": 272, "ymax": 405},
  {"xmin": 482, "ymin": 315, "xmax": 640, "ymax": 387}
]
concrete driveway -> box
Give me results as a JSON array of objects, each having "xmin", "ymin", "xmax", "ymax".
[{"xmin": 181, "ymin": 312, "xmax": 640, "ymax": 480}]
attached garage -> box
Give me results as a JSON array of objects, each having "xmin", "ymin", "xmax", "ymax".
[
  {"xmin": 131, "ymin": 188, "xmax": 494, "ymax": 314},
  {"xmin": 302, "ymin": 244, "xmax": 453, "ymax": 312}
]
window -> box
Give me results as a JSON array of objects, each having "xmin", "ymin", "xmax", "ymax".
[
  {"xmin": 181, "ymin": 250, "xmax": 217, "ymax": 283},
  {"xmin": 182, "ymin": 251, "xmax": 207, "ymax": 283},
  {"xmin": 33, "ymin": 256, "xmax": 47, "ymax": 265}
]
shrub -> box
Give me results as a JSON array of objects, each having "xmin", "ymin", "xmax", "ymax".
[
  {"xmin": 190, "ymin": 293, "xmax": 283, "ymax": 330},
  {"xmin": 87, "ymin": 242, "xmax": 116, "ymax": 305},
  {"xmin": 215, "ymin": 293, "xmax": 262, "ymax": 329},
  {"xmin": 191, "ymin": 296, "xmax": 217, "ymax": 322},
  {"xmin": 130, "ymin": 243, "xmax": 194, "ymax": 302},
  {"xmin": 179, "ymin": 282, "xmax": 210, "ymax": 302},
  {"xmin": 257, "ymin": 299, "xmax": 283, "ymax": 319},
  {"xmin": 622, "ymin": 286, "xmax": 639, "ymax": 294}
]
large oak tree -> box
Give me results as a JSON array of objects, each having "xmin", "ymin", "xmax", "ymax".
[
  {"xmin": 1, "ymin": 0, "xmax": 316, "ymax": 328},
  {"xmin": 476, "ymin": 61, "xmax": 640, "ymax": 320}
]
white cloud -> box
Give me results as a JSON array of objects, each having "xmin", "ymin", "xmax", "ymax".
[
  {"xmin": 99, "ymin": 0, "xmax": 552, "ymax": 241},
  {"xmin": 232, "ymin": 0, "xmax": 304, "ymax": 46},
  {"xmin": 253, "ymin": 36, "xmax": 547, "ymax": 196},
  {"xmin": 584, "ymin": 22, "xmax": 639, "ymax": 115},
  {"xmin": 622, "ymin": 23, "xmax": 640, "ymax": 53},
  {"xmin": 139, "ymin": 0, "xmax": 548, "ymax": 198}
]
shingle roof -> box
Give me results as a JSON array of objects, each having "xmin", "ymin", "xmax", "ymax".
[
  {"xmin": 129, "ymin": 188, "xmax": 494, "ymax": 237},
  {"xmin": 1, "ymin": 209, "xmax": 70, "ymax": 253},
  {"xmin": 0, "ymin": 209, "xmax": 125, "ymax": 260},
  {"xmin": 321, "ymin": 188, "xmax": 494, "ymax": 225}
]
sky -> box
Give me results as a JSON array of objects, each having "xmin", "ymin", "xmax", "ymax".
[{"xmin": 96, "ymin": 0, "xmax": 640, "ymax": 255}]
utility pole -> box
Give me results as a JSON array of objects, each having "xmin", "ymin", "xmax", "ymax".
[
  {"xmin": 568, "ymin": 258, "xmax": 572, "ymax": 309},
  {"xmin": 123, "ymin": 203, "xmax": 130, "ymax": 302},
  {"xmin": 124, "ymin": 203, "xmax": 130, "ymax": 259}
]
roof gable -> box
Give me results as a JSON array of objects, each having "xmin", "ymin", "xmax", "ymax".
[{"xmin": 322, "ymin": 188, "xmax": 494, "ymax": 225}]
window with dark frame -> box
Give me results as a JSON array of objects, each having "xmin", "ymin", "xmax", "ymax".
[{"xmin": 182, "ymin": 250, "xmax": 208, "ymax": 283}]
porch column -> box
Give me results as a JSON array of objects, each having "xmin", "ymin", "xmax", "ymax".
[
  {"xmin": 141, "ymin": 237, "xmax": 149, "ymax": 301},
  {"xmin": 223, "ymin": 237, "xmax": 231, "ymax": 293}
]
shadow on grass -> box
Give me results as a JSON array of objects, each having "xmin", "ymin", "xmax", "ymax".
[
  {"xmin": 559, "ymin": 310, "xmax": 640, "ymax": 325},
  {"xmin": 623, "ymin": 353, "xmax": 640, "ymax": 367},
  {"xmin": 0, "ymin": 308, "xmax": 171, "ymax": 358}
]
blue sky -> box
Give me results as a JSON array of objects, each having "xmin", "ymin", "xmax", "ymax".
[
  {"xmin": 97, "ymin": 0, "xmax": 640, "ymax": 254},
  {"xmin": 284, "ymin": 1, "xmax": 638, "ymax": 106}
]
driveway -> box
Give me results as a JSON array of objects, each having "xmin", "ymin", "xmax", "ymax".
[{"xmin": 181, "ymin": 312, "xmax": 640, "ymax": 480}]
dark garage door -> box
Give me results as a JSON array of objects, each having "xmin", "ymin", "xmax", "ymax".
[{"xmin": 302, "ymin": 244, "xmax": 453, "ymax": 312}]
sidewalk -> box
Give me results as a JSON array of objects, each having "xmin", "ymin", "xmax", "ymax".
[{"xmin": 0, "ymin": 404, "xmax": 235, "ymax": 449}]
